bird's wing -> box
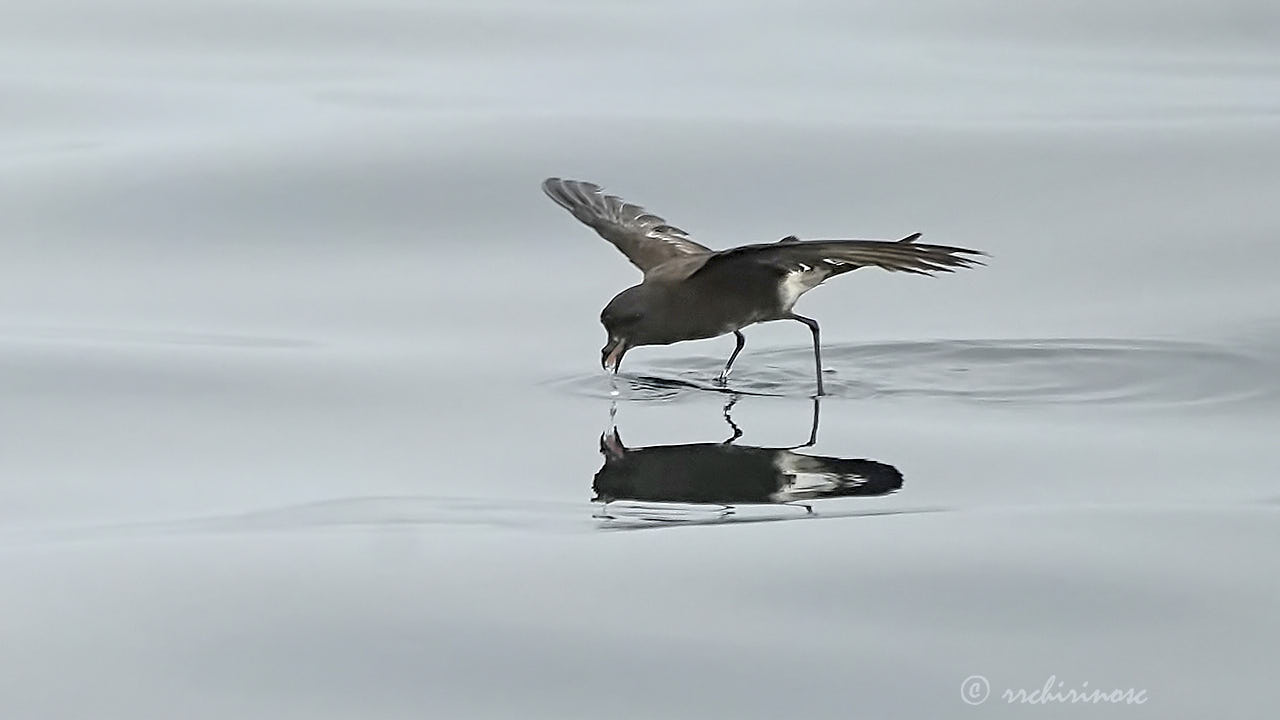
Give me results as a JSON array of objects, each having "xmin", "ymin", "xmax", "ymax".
[
  {"xmin": 703, "ymin": 234, "xmax": 984, "ymax": 279},
  {"xmin": 681, "ymin": 234, "xmax": 985, "ymax": 298},
  {"xmin": 542, "ymin": 178, "xmax": 713, "ymax": 275}
]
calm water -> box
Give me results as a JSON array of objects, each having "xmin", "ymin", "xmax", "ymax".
[{"xmin": 3, "ymin": 1, "xmax": 1279, "ymax": 718}]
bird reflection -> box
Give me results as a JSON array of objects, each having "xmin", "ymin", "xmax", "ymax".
[{"xmin": 593, "ymin": 398, "xmax": 902, "ymax": 523}]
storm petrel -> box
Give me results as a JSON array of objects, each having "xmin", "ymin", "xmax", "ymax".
[{"xmin": 542, "ymin": 178, "xmax": 984, "ymax": 395}]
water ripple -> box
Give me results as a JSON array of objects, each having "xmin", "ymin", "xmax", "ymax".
[{"xmin": 548, "ymin": 337, "xmax": 1278, "ymax": 409}]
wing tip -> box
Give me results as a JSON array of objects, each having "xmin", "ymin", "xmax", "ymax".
[{"xmin": 541, "ymin": 176, "xmax": 601, "ymax": 198}]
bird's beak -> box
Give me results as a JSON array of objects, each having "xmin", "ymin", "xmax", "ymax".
[
  {"xmin": 601, "ymin": 337, "xmax": 629, "ymax": 373},
  {"xmin": 599, "ymin": 428, "xmax": 625, "ymax": 458}
]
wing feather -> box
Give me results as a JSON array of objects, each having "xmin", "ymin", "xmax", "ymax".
[
  {"xmin": 542, "ymin": 178, "xmax": 713, "ymax": 274},
  {"xmin": 713, "ymin": 237, "xmax": 985, "ymax": 277},
  {"xmin": 696, "ymin": 236, "xmax": 986, "ymax": 302}
]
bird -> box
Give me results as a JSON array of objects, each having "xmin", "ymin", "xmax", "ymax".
[
  {"xmin": 593, "ymin": 398, "xmax": 903, "ymax": 511},
  {"xmin": 594, "ymin": 427, "xmax": 903, "ymax": 508},
  {"xmin": 541, "ymin": 177, "xmax": 985, "ymax": 395}
]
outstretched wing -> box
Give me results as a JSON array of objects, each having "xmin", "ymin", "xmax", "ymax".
[
  {"xmin": 732, "ymin": 234, "xmax": 985, "ymax": 276},
  {"xmin": 698, "ymin": 234, "xmax": 986, "ymax": 303},
  {"xmin": 542, "ymin": 178, "xmax": 713, "ymax": 274}
]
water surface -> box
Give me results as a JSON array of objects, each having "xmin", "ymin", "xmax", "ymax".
[{"xmin": 2, "ymin": 1, "xmax": 1279, "ymax": 718}]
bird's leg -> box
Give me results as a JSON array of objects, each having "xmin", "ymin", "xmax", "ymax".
[
  {"xmin": 721, "ymin": 394, "xmax": 743, "ymax": 444},
  {"xmin": 786, "ymin": 396, "xmax": 821, "ymax": 449},
  {"xmin": 788, "ymin": 314, "xmax": 825, "ymax": 396},
  {"xmin": 717, "ymin": 330, "xmax": 747, "ymax": 384},
  {"xmin": 806, "ymin": 395, "xmax": 820, "ymax": 446}
]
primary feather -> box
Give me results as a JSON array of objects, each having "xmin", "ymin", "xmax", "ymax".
[
  {"xmin": 697, "ymin": 236, "xmax": 985, "ymax": 308},
  {"xmin": 542, "ymin": 178, "xmax": 712, "ymax": 275}
]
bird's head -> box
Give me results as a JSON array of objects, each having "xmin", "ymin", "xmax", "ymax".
[{"xmin": 599, "ymin": 286, "xmax": 653, "ymax": 372}]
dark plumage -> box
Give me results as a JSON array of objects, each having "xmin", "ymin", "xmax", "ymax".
[
  {"xmin": 594, "ymin": 429, "xmax": 903, "ymax": 507},
  {"xmin": 542, "ymin": 177, "xmax": 985, "ymax": 395},
  {"xmin": 593, "ymin": 399, "xmax": 902, "ymax": 508}
]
